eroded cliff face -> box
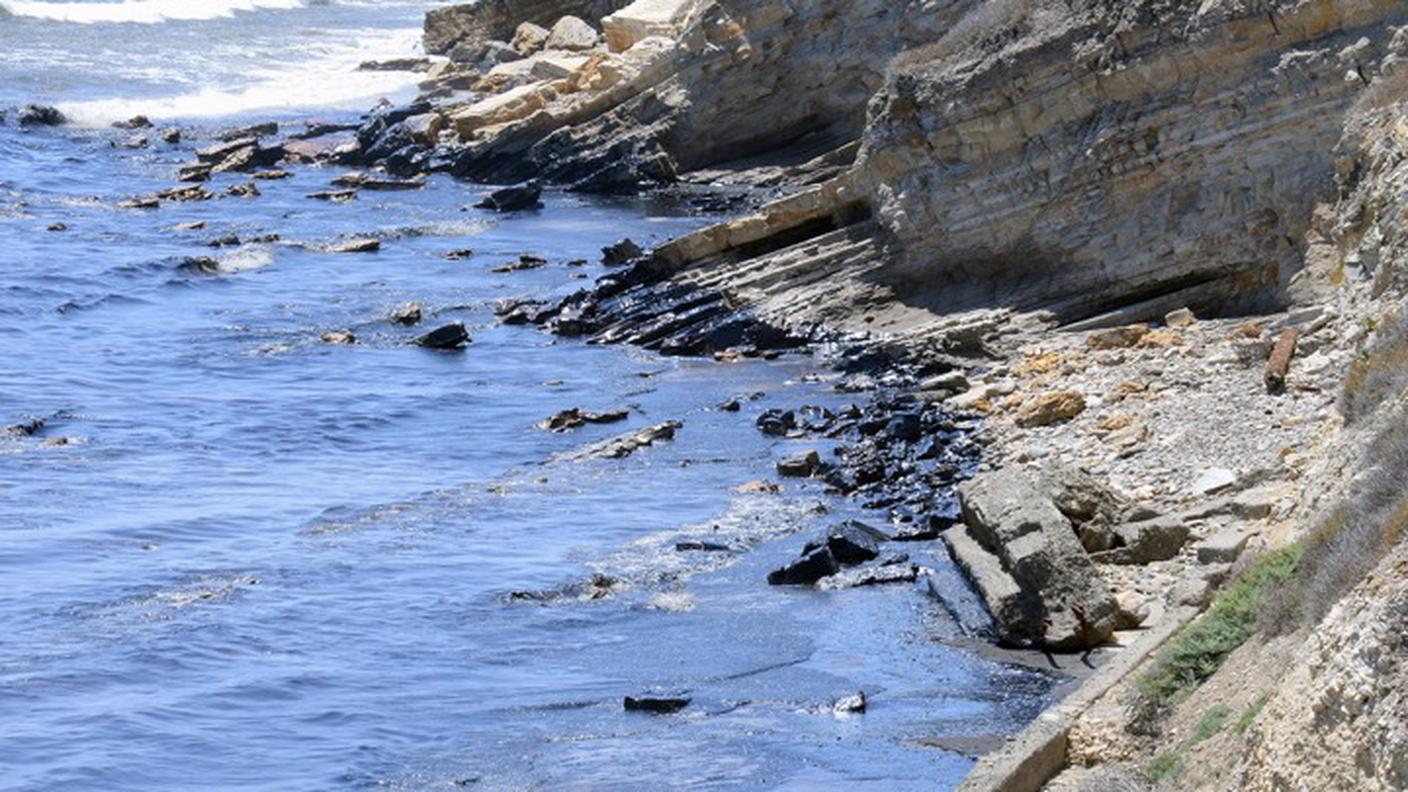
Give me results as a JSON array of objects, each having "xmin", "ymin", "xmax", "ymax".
[
  {"xmin": 463, "ymin": 0, "xmax": 1408, "ymax": 357},
  {"xmin": 855, "ymin": 0, "xmax": 1408, "ymax": 325},
  {"xmin": 446, "ymin": 0, "xmax": 957, "ymax": 190}
]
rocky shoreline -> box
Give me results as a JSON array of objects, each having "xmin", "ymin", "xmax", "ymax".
[{"xmin": 13, "ymin": 0, "xmax": 1408, "ymax": 787}]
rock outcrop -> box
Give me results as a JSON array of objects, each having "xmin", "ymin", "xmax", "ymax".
[
  {"xmin": 951, "ymin": 467, "xmax": 1119, "ymax": 650},
  {"xmin": 424, "ymin": 0, "xmax": 630, "ymax": 55}
]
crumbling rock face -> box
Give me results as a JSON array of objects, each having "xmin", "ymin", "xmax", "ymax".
[
  {"xmin": 446, "ymin": 0, "xmax": 951, "ymax": 189},
  {"xmin": 1236, "ymin": 538, "xmax": 1408, "ymax": 791},
  {"xmin": 424, "ymin": 0, "xmax": 629, "ymax": 55}
]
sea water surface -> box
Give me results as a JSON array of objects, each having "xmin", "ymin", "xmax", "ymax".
[{"xmin": 0, "ymin": 3, "xmax": 1058, "ymax": 790}]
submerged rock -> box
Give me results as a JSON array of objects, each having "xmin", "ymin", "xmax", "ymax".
[
  {"xmin": 624, "ymin": 695, "xmax": 690, "ymax": 714},
  {"xmin": 558, "ymin": 420, "xmax": 682, "ymax": 461},
  {"xmin": 320, "ymin": 331, "xmax": 357, "ymax": 345},
  {"xmin": 817, "ymin": 561, "xmax": 920, "ymax": 590},
  {"xmin": 390, "ymin": 301, "xmax": 424, "ymax": 326},
  {"xmin": 18, "ymin": 104, "xmax": 65, "ymax": 126},
  {"xmin": 327, "ymin": 238, "xmax": 380, "ymax": 254},
  {"xmin": 767, "ymin": 545, "xmax": 839, "ymax": 586},
  {"xmin": 833, "ymin": 692, "xmax": 867, "ymax": 714},
  {"xmin": 4, "ymin": 417, "xmax": 45, "ymax": 437},
  {"xmin": 475, "ymin": 181, "xmax": 543, "ymax": 212},
  {"xmin": 537, "ymin": 407, "xmax": 629, "ymax": 432},
  {"xmin": 602, "ymin": 237, "xmax": 643, "ymax": 266},
  {"xmin": 413, "ymin": 322, "xmax": 471, "ymax": 349}
]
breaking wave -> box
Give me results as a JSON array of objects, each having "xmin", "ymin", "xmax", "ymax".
[{"xmin": 0, "ymin": 0, "xmax": 316, "ymax": 24}]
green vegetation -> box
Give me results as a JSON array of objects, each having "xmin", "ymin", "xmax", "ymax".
[
  {"xmin": 1139, "ymin": 544, "xmax": 1304, "ymax": 705},
  {"xmin": 1191, "ymin": 703, "xmax": 1232, "ymax": 745},
  {"xmin": 1341, "ymin": 309, "xmax": 1408, "ymax": 424},
  {"xmin": 1234, "ymin": 694, "xmax": 1270, "ymax": 734},
  {"xmin": 1148, "ymin": 751, "xmax": 1186, "ymax": 784}
]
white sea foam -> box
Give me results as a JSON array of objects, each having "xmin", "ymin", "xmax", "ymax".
[
  {"xmin": 0, "ymin": 0, "xmax": 313, "ymax": 24},
  {"xmin": 58, "ymin": 26, "xmax": 425, "ymax": 125}
]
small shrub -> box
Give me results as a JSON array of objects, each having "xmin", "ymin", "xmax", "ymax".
[
  {"xmin": 1341, "ymin": 308, "xmax": 1408, "ymax": 424},
  {"xmin": 1139, "ymin": 544, "xmax": 1304, "ymax": 704},
  {"xmin": 1148, "ymin": 751, "xmax": 1186, "ymax": 784},
  {"xmin": 1191, "ymin": 703, "xmax": 1231, "ymax": 745},
  {"xmin": 1262, "ymin": 409, "xmax": 1408, "ymax": 634},
  {"xmin": 1234, "ymin": 694, "xmax": 1270, "ymax": 734}
]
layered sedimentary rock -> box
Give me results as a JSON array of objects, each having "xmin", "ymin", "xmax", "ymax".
[{"xmin": 443, "ymin": 0, "xmax": 1408, "ymax": 356}]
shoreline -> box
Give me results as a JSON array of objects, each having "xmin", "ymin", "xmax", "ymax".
[{"xmin": 11, "ymin": 0, "xmax": 1408, "ymax": 787}]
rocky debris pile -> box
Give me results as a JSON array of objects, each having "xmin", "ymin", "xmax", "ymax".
[
  {"xmin": 753, "ymin": 388, "xmax": 984, "ymax": 542},
  {"xmin": 511, "ymin": 254, "xmax": 813, "ymax": 358}
]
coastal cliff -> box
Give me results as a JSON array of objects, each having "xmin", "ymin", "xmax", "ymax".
[
  {"xmin": 133, "ymin": 0, "xmax": 1408, "ymax": 786},
  {"xmin": 404, "ymin": 3, "xmax": 1408, "ymax": 787}
]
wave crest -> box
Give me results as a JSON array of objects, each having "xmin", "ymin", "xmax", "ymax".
[{"xmin": 0, "ymin": 0, "xmax": 314, "ymax": 24}]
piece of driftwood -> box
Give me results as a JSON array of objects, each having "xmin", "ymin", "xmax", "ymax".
[{"xmin": 1265, "ymin": 327, "xmax": 1299, "ymax": 393}]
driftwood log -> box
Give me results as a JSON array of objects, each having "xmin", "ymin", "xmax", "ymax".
[{"xmin": 1265, "ymin": 328, "xmax": 1300, "ymax": 393}]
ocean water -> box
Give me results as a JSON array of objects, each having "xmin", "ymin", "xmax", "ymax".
[{"xmin": 0, "ymin": 3, "xmax": 1058, "ymax": 790}]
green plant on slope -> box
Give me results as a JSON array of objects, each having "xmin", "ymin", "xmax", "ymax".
[
  {"xmin": 1139, "ymin": 544, "xmax": 1304, "ymax": 705},
  {"xmin": 1190, "ymin": 703, "xmax": 1231, "ymax": 745},
  {"xmin": 1234, "ymin": 694, "xmax": 1270, "ymax": 734},
  {"xmin": 1148, "ymin": 751, "xmax": 1186, "ymax": 784}
]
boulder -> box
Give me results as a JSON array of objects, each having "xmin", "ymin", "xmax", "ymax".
[
  {"xmin": 602, "ymin": 237, "xmax": 643, "ymax": 265},
  {"xmin": 1014, "ymin": 390, "xmax": 1086, "ymax": 428},
  {"xmin": 1038, "ymin": 463, "xmax": 1129, "ymax": 553},
  {"xmin": 452, "ymin": 83, "xmax": 558, "ymax": 138},
  {"xmin": 1196, "ymin": 526, "xmax": 1251, "ymax": 565},
  {"xmin": 18, "ymin": 104, "xmax": 65, "ymax": 126},
  {"xmin": 512, "ymin": 22, "xmax": 551, "ymax": 55},
  {"xmin": 320, "ymin": 331, "xmax": 357, "ymax": 345},
  {"xmin": 951, "ymin": 468, "xmax": 1119, "ymax": 650},
  {"xmin": 602, "ymin": 0, "xmax": 699, "ymax": 52},
  {"xmin": 545, "ymin": 16, "xmax": 600, "ymax": 51},
  {"xmin": 767, "ymin": 546, "xmax": 839, "ymax": 586},
  {"xmin": 390, "ymin": 301, "xmax": 424, "ymax": 326},
  {"xmin": 449, "ymin": 39, "xmax": 521, "ymax": 68},
  {"xmin": 475, "ymin": 181, "xmax": 544, "ymax": 212},
  {"xmin": 1091, "ymin": 519, "xmax": 1190, "ymax": 565},
  {"xmin": 776, "ymin": 450, "xmax": 821, "ymax": 478},
  {"xmin": 824, "ymin": 520, "xmax": 885, "ymax": 564},
  {"xmin": 160, "ymin": 127, "xmax": 181, "ymax": 144},
  {"xmin": 414, "ymin": 322, "xmax": 471, "ymax": 349}
]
